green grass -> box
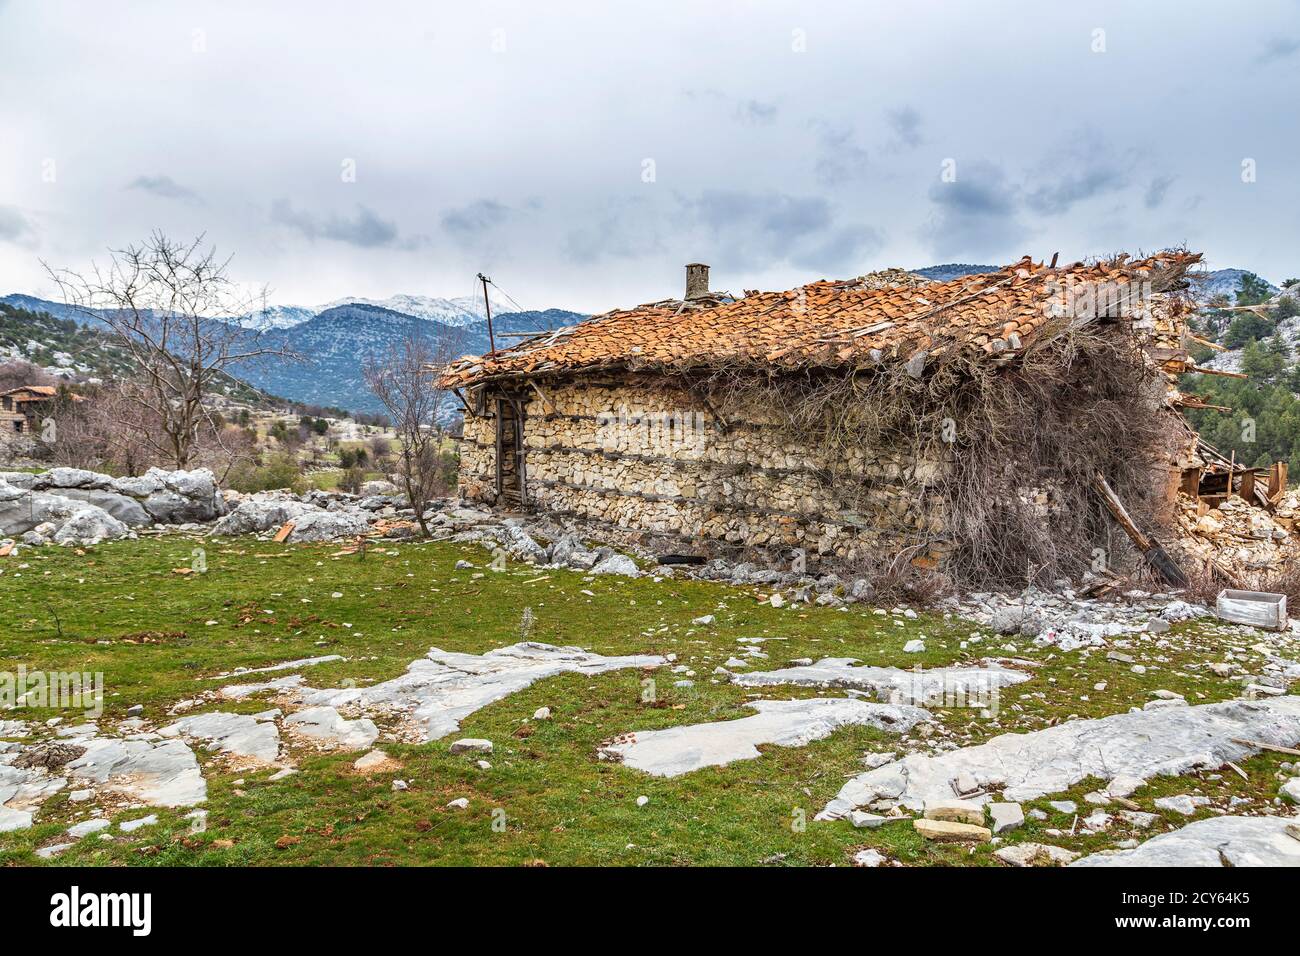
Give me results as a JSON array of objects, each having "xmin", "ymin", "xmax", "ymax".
[{"xmin": 1, "ymin": 537, "xmax": 1295, "ymax": 866}]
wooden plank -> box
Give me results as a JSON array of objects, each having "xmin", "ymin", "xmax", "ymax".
[
  {"xmin": 1188, "ymin": 364, "xmax": 1248, "ymax": 379},
  {"xmin": 273, "ymin": 521, "xmax": 295, "ymax": 543},
  {"xmin": 1240, "ymin": 470, "xmax": 1255, "ymax": 501},
  {"xmin": 1231, "ymin": 738, "xmax": 1300, "ymax": 757}
]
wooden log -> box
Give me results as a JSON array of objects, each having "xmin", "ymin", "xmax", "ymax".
[{"xmin": 1092, "ymin": 473, "xmax": 1188, "ymax": 587}]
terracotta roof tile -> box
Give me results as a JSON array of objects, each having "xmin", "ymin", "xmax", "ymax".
[{"xmin": 438, "ymin": 252, "xmax": 1201, "ymax": 388}]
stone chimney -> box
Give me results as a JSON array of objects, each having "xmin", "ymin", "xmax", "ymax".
[{"xmin": 685, "ymin": 263, "xmax": 710, "ymax": 300}]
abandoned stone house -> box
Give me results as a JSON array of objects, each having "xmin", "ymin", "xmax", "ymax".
[
  {"xmin": 0, "ymin": 385, "xmax": 58, "ymax": 435},
  {"xmin": 438, "ymin": 253, "xmax": 1207, "ymax": 573}
]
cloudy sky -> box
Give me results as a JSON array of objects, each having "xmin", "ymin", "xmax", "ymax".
[{"xmin": 2, "ymin": 0, "xmax": 1298, "ymax": 313}]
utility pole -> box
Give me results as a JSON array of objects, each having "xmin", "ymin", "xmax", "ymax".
[{"xmin": 477, "ymin": 272, "xmax": 496, "ymax": 355}]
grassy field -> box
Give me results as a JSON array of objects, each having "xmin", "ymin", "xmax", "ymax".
[{"xmin": 1, "ymin": 536, "xmax": 1295, "ymax": 867}]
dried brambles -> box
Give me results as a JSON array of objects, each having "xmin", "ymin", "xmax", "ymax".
[{"xmin": 694, "ymin": 317, "xmax": 1177, "ymax": 590}]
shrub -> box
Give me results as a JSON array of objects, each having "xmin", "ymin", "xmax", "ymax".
[{"xmin": 225, "ymin": 452, "xmax": 306, "ymax": 494}]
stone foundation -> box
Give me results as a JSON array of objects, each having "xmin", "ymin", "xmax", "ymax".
[{"xmin": 457, "ymin": 377, "xmax": 948, "ymax": 562}]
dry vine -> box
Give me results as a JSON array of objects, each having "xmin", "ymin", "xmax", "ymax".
[{"xmin": 683, "ymin": 317, "xmax": 1178, "ymax": 590}]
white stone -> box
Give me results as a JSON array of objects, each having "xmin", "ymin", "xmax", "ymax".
[
  {"xmin": 283, "ymin": 707, "xmax": 379, "ymax": 750},
  {"xmin": 1281, "ymin": 778, "xmax": 1300, "ymax": 804},
  {"xmin": 158, "ymin": 711, "xmax": 281, "ymax": 764},
  {"xmin": 67, "ymin": 818, "xmax": 111, "ymax": 839},
  {"xmin": 450, "ymin": 738, "xmax": 493, "ymax": 755},
  {"xmin": 903, "ymin": 640, "xmax": 926, "ymax": 653},
  {"xmin": 848, "ymin": 810, "xmax": 887, "ymax": 829},
  {"xmin": 988, "ymin": 802, "xmax": 1024, "ymax": 833},
  {"xmin": 600, "ymin": 698, "xmax": 929, "ymax": 778},
  {"xmin": 1072, "ymin": 816, "xmax": 1300, "ymax": 867},
  {"xmin": 353, "ymin": 750, "xmax": 391, "ymax": 771},
  {"xmin": 119, "ymin": 814, "xmax": 158, "ymax": 832},
  {"xmin": 446, "ymin": 797, "xmax": 469, "ymax": 809},
  {"xmin": 533, "ymin": 706, "xmax": 551, "ymax": 720},
  {"xmin": 732, "ymin": 657, "xmax": 1030, "ymax": 706},
  {"xmin": 64, "ymin": 737, "xmax": 206, "ymax": 807},
  {"xmin": 818, "ymin": 696, "xmax": 1300, "ymax": 820},
  {"xmin": 297, "ymin": 642, "xmax": 663, "ymax": 742},
  {"xmin": 853, "ymin": 848, "xmax": 887, "ymax": 867},
  {"xmin": 995, "ymin": 842, "xmax": 1079, "ymax": 867},
  {"xmin": 1154, "ymin": 794, "xmax": 1210, "ymax": 816}
]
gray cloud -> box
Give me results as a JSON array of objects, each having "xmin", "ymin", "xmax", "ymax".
[
  {"xmin": 924, "ymin": 160, "xmax": 1026, "ymax": 260},
  {"xmin": 1257, "ymin": 36, "xmax": 1300, "ymax": 65},
  {"xmin": 681, "ymin": 189, "xmax": 880, "ymax": 273},
  {"xmin": 441, "ymin": 199, "xmax": 509, "ymax": 235},
  {"xmin": 1, "ymin": 4, "xmax": 1297, "ymax": 307},
  {"xmin": 270, "ymin": 199, "xmax": 401, "ymax": 248},
  {"xmin": 1024, "ymin": 136, "xmax": 1128, "ymax": 214},
  {"xmin": 813, "ymin": 122, "xmax": 870, "ymax": 186},
  {"xmin": 735, "ymin": 98, "xmax": 777, "ymax": 125},
  {"xmin": 1144, "ymin": 174, "xmax": 1175, "ymax": 210},
  {"xmin": 127, "ymin": 174, "xmax": 200, "ymax": 203},
  {"xmin": 884, "ymin": 107, "xmax": 923, "ymax": 150},
  {"xmin": 0, "ymin": 205, "xmax": 34, "ymax": 245}
]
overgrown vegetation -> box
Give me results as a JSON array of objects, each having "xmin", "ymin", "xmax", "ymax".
[
  {"xmin": 1182, "ymin": 272, "xmax": 1300, "ymax": 471},
  {"xmin": 699, "ymin": 317, "xmax": 1174, "ymax": 590}
]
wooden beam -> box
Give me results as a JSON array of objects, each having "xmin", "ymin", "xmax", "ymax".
[
  {"xmin": 1093, "ymin": 472, "xmax": 1188, "ymax": 586},
  {"xmin": 1188, "ymin": 364, "xmax": 1248, "ymax": 379}
]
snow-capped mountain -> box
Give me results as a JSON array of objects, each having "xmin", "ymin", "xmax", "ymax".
[
  {"xmin": 239, "ymin": 304, "xmax": 317, "ymax": 330},
  {"xmin": 314, "ymin": 288, "xmax": 515, "ymax": 327}
]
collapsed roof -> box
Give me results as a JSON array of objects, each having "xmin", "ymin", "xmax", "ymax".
[{"xmin": 438, "ymin": 251, "xmax": 1203, "ymax": 388}]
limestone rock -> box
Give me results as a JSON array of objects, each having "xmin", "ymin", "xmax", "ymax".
[
  {"xmin": 988, "ymin": 802, "xmax": 1025, "ymax": 833},
  {"xmin": 1072, "ymin": 816, "xmax": 1300, "ymax": 867},
  {"xmin": 914, "ymin": 818, "xmax": 990, "ymax": 842},
  {"xmin": 600, "ymin": 698, "xmax": 930, "ymax": 778},
  {"xmin": 923, "ymin": 799, "xmax": 984, "ymax": 826},
  {"xmin": 995, "ymin": 842, "xmax": 1079, "ymax": 867},
  {"xmin": 819, "ymin": 696, "xmax": 1300, "ymax": 820}
]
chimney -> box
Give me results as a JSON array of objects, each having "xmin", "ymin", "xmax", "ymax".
[{"xmin": 685, "ymin": 263, "xmax": 710, "ymax": 300}]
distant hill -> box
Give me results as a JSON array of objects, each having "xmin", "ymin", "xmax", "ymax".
[
  {"xmin": 227, "ymin": 305, "xmax": 584, "ymax": 414},
  {"xmin": 911, "ymin": 263, "xmax": 998, "ymax": 282},
  {"xmin": 1189, "ymin": 269, "xmax": 1281, "ymax": 305},
  {"xmin": 0, "ymin": 301, "xmax": 282, "ymax": 407}
]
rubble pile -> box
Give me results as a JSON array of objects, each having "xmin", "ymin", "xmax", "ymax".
[{"xmin": 1171, "ymin": 492, "xmax": 1300, "ymax": 577}]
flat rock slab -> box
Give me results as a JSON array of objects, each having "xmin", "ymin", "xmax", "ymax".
[
  {"xmin": 283, "ymin": 707, "xmax": 379, "ymax": 751},
  {"xmin": 159, "ymin": 712, "xmax": 282, "ymax": 764},
  {"xmin": 207, "ymin": 655, "xmax": 344, "ymax": 679},
  {"xmin": 1071, "ymin": 816, "xmax": 1300, "ymax": 867},
  {"xmin": 733, "ymin": 657, "xmax": 1030, "ymax": 706},
  {"xmin": 995, "ymin": 842, "xmax": 1079, "ymax": 867},
  {"xmin": 300, "ymin": 642, "xmax": 664, "ymax": 742},
  {"xmin": 819, "ymin": 696, "xmax": 1300, "ymax": 820},
  {"xmin": 914, "ymin": 818, "xmax": 991, "ymax": 842},
  {"xmin": 599, "ymin": 698, "xmax": 930, "ymax": 778},
  {"xmin": 64, "ymin": 737, "xmax": 206, "ymax": 808}
]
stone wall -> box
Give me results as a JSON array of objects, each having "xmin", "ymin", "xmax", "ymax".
[{"xmin": 457, "ymin": 377, "xmax": 948, "ymax": 563}]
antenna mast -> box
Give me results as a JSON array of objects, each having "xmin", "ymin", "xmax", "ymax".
[{"xmin": 477, "ymin": 272, "xmax": 496, "ymax": 355}]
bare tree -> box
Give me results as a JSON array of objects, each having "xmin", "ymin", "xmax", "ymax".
[
  {"xmin": 45, "ymin": 232, "xmax": 292, "ymax": 469},
  {"xmin": 362, "ymin": 332, "xmax": 460, "ymax": 536}
]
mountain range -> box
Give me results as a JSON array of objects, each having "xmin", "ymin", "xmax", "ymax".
[{"xmin": 2, "ymin": 262, "xmax": 1283, "ymax": 416}]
